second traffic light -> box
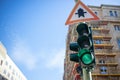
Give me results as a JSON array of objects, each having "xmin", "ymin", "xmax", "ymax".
[
  {"xmin": 69, "ymin": 42, "xmax": 79, "ymax": 62},
  {"xmin": 76, "ymin": 23, "xmax": 95, "ymax": 66}
]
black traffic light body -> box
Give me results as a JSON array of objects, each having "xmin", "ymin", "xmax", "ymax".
[
  {"xmin": 69, "ymin": 23, "xmax": 96, "ymax": 68},
  {"xmin": 69, "ymin": 42, "xmax": 79, "ymax": 62},
  {"xmin": 70, "ymin": 42, "xmax": 79, "ymax": 52},
  {"xmin": 77, "ymin": 23, "xmax": 95, "ymax": 67}
]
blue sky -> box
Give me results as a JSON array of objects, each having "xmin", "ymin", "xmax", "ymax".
[{"xmin": 0, "ymin": 0, "xmax": 120, "ymax": 80}]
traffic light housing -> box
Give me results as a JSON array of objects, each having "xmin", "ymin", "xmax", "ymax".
[
  {"xmin": 69, "ymin": 42, "xmax": 79, "ymax": 52},
  {"xmin": 70, "ymin": 53, "xmax": 79, "ymax": 62},
  {"xmin": 69, "ymin": 42, "xmax": 79, "ymax": 62},
  {"xmin": 77, "ymin": 23, "xmax": 95, "ymax": 66},
  {"xmin": 69, "ymin": 23, "xmax": 95, "ymax": 68}
]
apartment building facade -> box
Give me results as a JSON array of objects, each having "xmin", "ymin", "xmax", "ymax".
[
  {"xmin": 64, "ymin": 4, "xmax": 120, "ymax": 80},
  {"xmin": 0, "ymin": 42, "xmax": 27, "ymax": 80}
]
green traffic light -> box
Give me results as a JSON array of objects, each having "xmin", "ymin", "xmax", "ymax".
[
  {"xmin": 82, "ymin": 53, "xmax": 93, "ymax": 65},
  {"xmin": 78, "ymin": 49, "xmax": 94, "ymax": 65}
]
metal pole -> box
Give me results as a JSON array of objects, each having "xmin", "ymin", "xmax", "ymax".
[
  {"xmin": 74, "ymin": 0, "xmax": 78, "ymax": 3},
  {"xmin": 82, "ymin": 68, "xmax": 92, "ymax": 80},
  {"xmin": 89, "ymin": 71, "xmax": 92, "ymax": 80}
]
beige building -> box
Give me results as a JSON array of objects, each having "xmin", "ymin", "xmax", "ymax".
[
  {"xmin": 64, "ymin": 4, "xmax": 120, "ymax": 80},
  {"xmin": 0, "ymin": 42, "xmax": 27, "ymax": 80}
]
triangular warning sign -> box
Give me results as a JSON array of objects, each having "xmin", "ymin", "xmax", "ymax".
[{"xmin": 65, "ymin": 0, "xmax": 99, "ymax": 25}]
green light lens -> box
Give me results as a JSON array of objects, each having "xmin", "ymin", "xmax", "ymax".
[
  {"xmin": 82, "ymin": 53, "xmax": 93, "ymax": 65},
  {"xmin": 78, "ymin": 49, "xmax": 94, "ymax": 65}
]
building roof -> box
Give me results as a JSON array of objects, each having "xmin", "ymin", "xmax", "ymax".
[{"xmin": 88, "ymin": 4, "xmax": 120, "ymax": 8}]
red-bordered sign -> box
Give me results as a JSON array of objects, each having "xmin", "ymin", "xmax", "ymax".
[{"xmin": 65, "ymin": 0, "xmax": 99, "ymax": 25}]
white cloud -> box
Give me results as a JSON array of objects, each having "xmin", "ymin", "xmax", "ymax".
[
  {"xmin": 10, "ymin": 36, "xmax": 66, "ymax": 72},
  {"xmin": 11, "ymin": 37, "xmax": 38, "ymax": 70},
  {"xmin": 45, "ymin": 49, "xmax": 65, "ymax": 70}
]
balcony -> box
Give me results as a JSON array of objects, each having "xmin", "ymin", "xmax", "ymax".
[
  {"xmin": 94, "ymin": 49, "xmax": 120, "ymax": 53},
  {"xmin": 92, "ymin": 74, "xmax": 120, "ymax": 77},
  {"xmin": 92, "ymin": 68, "xmax": 120, "ymax": 77},
  {"xmin": 97, "ymin": 63, "xmax": 118, "ymax": 67},
  {"xmin": 94, "ymin": 44, "xmax": 114, "ymax": 49},
  {"xmin": 89, "ymin": 21, "xmax": 108, "ymax": 25},
  {"xmin": 95, "ymin": 53, "xmax": 116, "ymax": 57},
  {"xmin": 93, "ymin": 36, "xmax": 111, "ymax": 41},
  {"xmin": 92, "ymin": 28, "xmax": 110, "ymax": 33}
]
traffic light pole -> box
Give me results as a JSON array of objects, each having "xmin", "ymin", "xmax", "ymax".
[
  {"xmin": 74, "ymin": 0, "xmax": 78, "ymax": 3},
  {"xmin": 82, "ymin": 68, "xmax": 92, "ymax": 80}
]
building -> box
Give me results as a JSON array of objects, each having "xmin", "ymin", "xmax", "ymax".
[
  {"xmin": 64, "ymin": 4, "xmax": 120, "ymax": 80},
  {"xmin": 0, "ymin": 42, "xmax": 27, "ymax": 80}
]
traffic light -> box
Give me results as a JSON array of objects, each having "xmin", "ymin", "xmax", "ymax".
[
  {"xmin": 76, "ymin": 23, "xmax": 95, "ymax": 66},
  {"xmin": 69, "ymin": 42, "xmax": 79, "ymax": 62},
  {"xmin": 69, "ymin": 23, "xmax": 95, "ymax": 68}
]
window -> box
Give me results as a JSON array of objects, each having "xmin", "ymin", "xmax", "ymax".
[
  {"xmin": 7, "ymin": 73, "xmax": 10, "ymax": 77},
  {"xmin": 0, "ymin": 60, "xmax": 3, "ymax": 65},
  {"xmin": 92, "ymin": 24, "xmax": 99, "ymax": 28},
  {"xmin": 94, "ymin": 12, "xmax": 97, "ymax": 15},
  {"xmin": 3, "ymin": 69, "xmax": 7, "ymax": 75},
  {"xmin": 114, "ymin": 11, "xmax": 118, "ymax": 17},
  {"xmin": 109, "ymin": 11, "xmax": 114, "ymax": 16},
  {"xmin": 5, "ymin": 61, "xmax": 8, "ymax": 66},
  {"xmin": 99, "ymin": 60, "xmax": 105, "ymax": 64},
  {"xmin": 100, "ymin": 66, "xmax": 107, "ymax": 74},
  {"xmin": 9, "ymin": 65, "xmax": 11, "ymax": 69},
  {"xmin": 96, "ymin": 48, "xmax": 102, "ymax": 50},
  {"xmin": 94, "ymin": 40, "xmax": 102, "ymax": 44},
  {"xmin": 12, "ymin": 69, "xmax": 15, "ymax": 75},
  {"xmin": 109, "ymin": 10, "xmax": 118, "ymax": 17},
  {"xmin": 114, "ymin": 25, "xmax": 120, "ymax": 31},
  {"xmin": 117, "ymin": 39, "xmax": 120, "ymax": 49},
  {"xmin": 11, "ymin": 76, "xmax": 13, "ymax": 80}
]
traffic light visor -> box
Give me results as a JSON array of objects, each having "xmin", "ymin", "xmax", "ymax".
[
  {"xmin": 70, "ymin": 53, "xmax": 79, "ymax": 62},
  {"xmin": 70, "ymin": 42, "xmax": 79, "ymax": 51},
  {"xmin": 76, "ymin": 23, "xmax": 89, "ymax": 36}
]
